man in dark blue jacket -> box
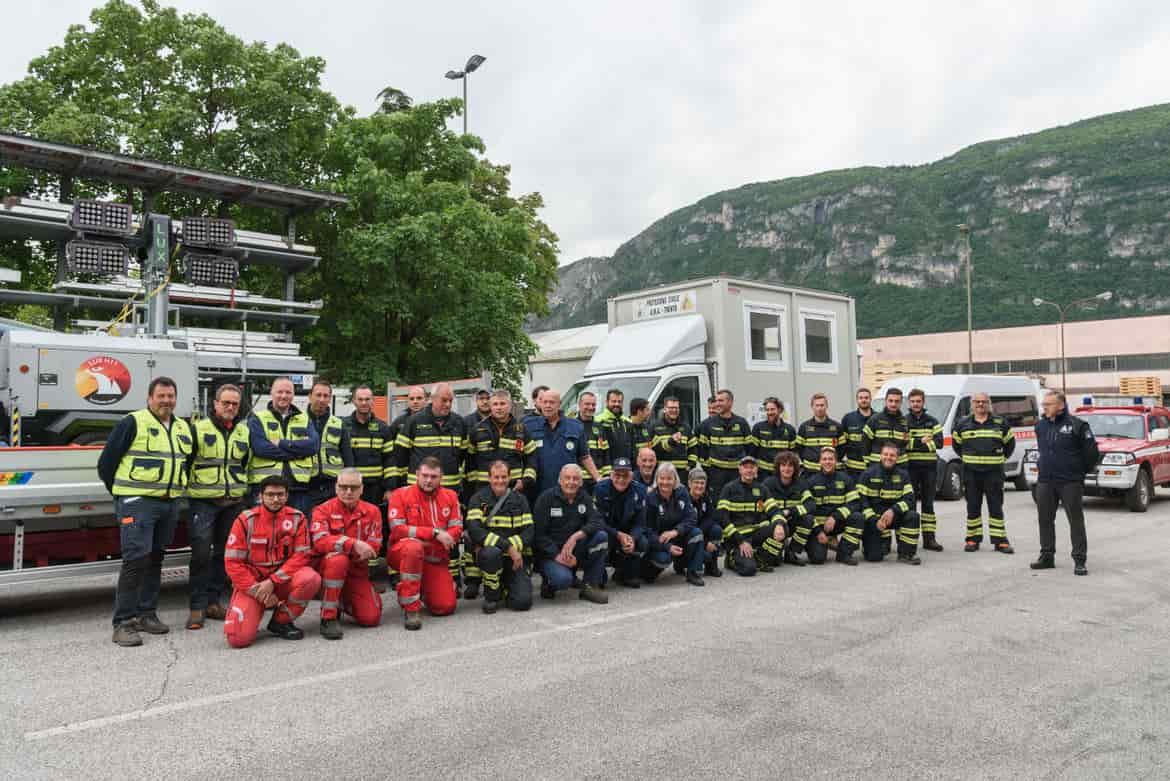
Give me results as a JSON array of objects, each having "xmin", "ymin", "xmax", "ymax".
[
  {"xmin": 1031, "ymin": 391, "xmax": 1099, "ymax": 575},
  {"xmin": 592, "ymin": 457, "xmax": 648, "ymax": 588}
]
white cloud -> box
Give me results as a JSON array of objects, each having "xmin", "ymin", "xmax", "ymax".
[{"xmin": 3, "ymin": 1, "xmax": 1170, "ymax": 263}]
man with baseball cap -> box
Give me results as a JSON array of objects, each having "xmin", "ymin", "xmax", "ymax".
[
  {"xmin": 717, "ymin": 454, "xmax": 787, "ymax": 576},
  {"xmin": 591, "ymin": 456, "xmax": 649, "ymax": 588}
]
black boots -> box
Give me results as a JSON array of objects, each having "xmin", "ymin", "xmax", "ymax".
[
  {"xmin": 922, "ymin": 533, "xmax": 943, "ymax": 552},
  {"xmin": 1030, "ymin": 554, "xmax": 1055, "ymax": 570}
]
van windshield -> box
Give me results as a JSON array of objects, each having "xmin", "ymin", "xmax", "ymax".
[
  {"xmin": 562, "ymin": 376, "xmax": 660, "ymax": 416},
  {"xmin": 924, "ymin": 395, "xmax": 954, "ymax": 419}
]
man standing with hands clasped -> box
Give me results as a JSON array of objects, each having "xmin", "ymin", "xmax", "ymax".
[{"xmin": 1031, "ymin": 391, "xmax": 1099, "ymax": 576}]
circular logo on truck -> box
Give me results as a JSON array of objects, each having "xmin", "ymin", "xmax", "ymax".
[{"xmin": 75, "ymin": 356, "xmax": 132, "ymax": 405}]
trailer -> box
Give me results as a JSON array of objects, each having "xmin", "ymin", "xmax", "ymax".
[{"xmin": 560, "ymin": 276, "xmax": 859, "ymax": 429}]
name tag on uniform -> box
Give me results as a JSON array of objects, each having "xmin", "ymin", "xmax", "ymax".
[{"xmin": 550, "ymin": 507, "xmax": 563, "ymax": 517}]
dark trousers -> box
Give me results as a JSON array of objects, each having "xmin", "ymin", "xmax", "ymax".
[
  {"xmin": 726, "ymin": 522, "xmax": 785, "ymax": 576},
  {"xmin": 608, "ymin": 528, "xmax": 650, "ymax": 582},
  {"xmin": 187, "ymin": 499, "xmax": 243, "ymax": 610},
  {"xmin": 646, "ymin": 529, "xmax": 705, "ymax": 578},
  {"xmin": 540, "ymin": 530, "xmax": 609, "ymax": 590},
  {"xmin": 964, "ymin": 471, "xmax": 1007, "ymax": 544},
  {"xmin": 908, "ymin": 464, "xmax": 938, "ymax": 534},
  {"xmin": 706, "ymin": 467, "xmax": 738, "ymax": 500},
  {"xmin": 1036, "ymin": 481, "xmax": 1087, "ymax": 563},
  {"xmin": 862, "ymin": 510, "xmax": 920, "ymax": 561},
  {"xmin": 806, "ymin": 512, "xmax": 864, "ymax": 563},
  {"xmin": 112, "ymin": 496, "xmax": 181, "ymax": 626},
  {"xmin": 476, "ymin": 547, "xmax": 533, "ymax": 610}
]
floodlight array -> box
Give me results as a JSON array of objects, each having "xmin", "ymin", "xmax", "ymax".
[
  {"xmin": 182, "ymin": 216, "xmax": 237, "ymax": 249},
  {"xmin": 70, "ymin": 199, "xmax": 134, "ymax": 236},
  {"xmin": 185, "ymin": 253, "xmax": 239, "ymax": 288},
  {"xmin": 66, "ymin": 240, "xmax": 130, "ymax": 276}
]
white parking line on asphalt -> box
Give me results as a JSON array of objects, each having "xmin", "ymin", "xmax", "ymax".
[{"xmin": 23, "ymin": 599, "xmax": 694, "ymax": 742}]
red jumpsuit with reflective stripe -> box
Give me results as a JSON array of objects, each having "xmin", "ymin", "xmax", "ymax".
[
  {"xmin": 223, "ymin": 505, "xmax": 319, "ymax": 648},
  {"xmin": 310, "ymin": 497, "xmax": 384, "ymax": 625},
  {"xmin": 387, "ymin": 484, "xmax": 462, "ymax": 615}
]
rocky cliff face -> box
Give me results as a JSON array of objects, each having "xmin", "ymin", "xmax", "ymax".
[{"xmin": 534, "ymin": 103, "xmax": 1170, "ymax": 337}]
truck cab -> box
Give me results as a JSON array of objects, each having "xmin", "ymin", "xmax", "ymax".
[
  {"xmin": 562, "ymin": 314, "xmax": 711, "ymax": 430},
  {"xmin": 1024, "ymin": 405, "xmax": 1170, "ymax": 512}
]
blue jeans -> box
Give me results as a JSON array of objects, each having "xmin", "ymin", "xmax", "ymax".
[
  {"xmin": 112, "ymin": 496, "xmax": 181, "ymax": 626},
  {"xmin": 703, "ymin": 523, "xmax": 723, "ymax": 563},
  {"xmin": 650, "ymin": 529, "xmax": 706, "ymax": 578},
  {"xmin": 188, "ymin": 499, "xmax": 243, "ymax": 610},
  {"xmin": 540, "ymin": 530, "xmax": 608, "ymax": 590}
]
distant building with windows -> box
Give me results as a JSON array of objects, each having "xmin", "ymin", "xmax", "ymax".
[{"xmin": 860, "ymin": 314, "xmax": 1170, "ymax": 398}]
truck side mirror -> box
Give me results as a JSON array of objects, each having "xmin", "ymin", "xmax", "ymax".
[{"xmin": 1151, "ymin": 428, "xmax": 1170, "ymax": 442}]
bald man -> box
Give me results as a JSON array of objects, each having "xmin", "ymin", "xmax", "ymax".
[{"xmin": 524, "ymin": 389, "xmax": 599, "ymax": 502}]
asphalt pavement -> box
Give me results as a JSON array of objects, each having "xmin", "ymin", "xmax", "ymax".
[{"xmin": 2, "ymin": 488, "xmax": 1169, "ymax": 780}]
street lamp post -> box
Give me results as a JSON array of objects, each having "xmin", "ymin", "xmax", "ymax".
[
  {"xmin": 1032, "ymin": 291, "xmax": 1113, "ymax": 394},
  {"xmin": 958, "ymin": 224, "xmax": 973, "ymax": 373},
  {"xmin": 444, "ymin": 54, "xmax": 487, "ymax": 136}
]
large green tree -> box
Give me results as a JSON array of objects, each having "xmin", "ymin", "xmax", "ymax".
[
  {"xmin": 314, "ymin": 99, "xmax": 558, "ymax": 390},
  {"xmin": 0, "ymin": 0, "xmax": 348, "ymax": 301}
]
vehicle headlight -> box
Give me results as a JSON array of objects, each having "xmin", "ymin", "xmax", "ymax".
[
  {"xmin": 1101, "ymin": 452, "xmax": 1136, "ymax": 466},
  {"xmin": 1024, "ymin": 450, "xmax": 1039, "ymax": 463}
]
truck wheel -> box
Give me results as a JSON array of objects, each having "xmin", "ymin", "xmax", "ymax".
[
  {"xmin": 1125, "ymin": 470, "xmax": 1152, "ymax": 513},
  {"xmin": 939, "ymin": 461, "xmax": 963, "ymax": 500}
]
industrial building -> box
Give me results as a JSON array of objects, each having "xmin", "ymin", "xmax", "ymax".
[{"xmin": 860, "ymin": 314, "xmax": 1170, "ymax": 398}]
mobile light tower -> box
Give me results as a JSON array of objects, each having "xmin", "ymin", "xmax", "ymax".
[
  {"xmin": 1032, "ymin": 291, "xmax": 1114, "ymax": 394},
  {"xmin": 445, "ymin": 54, "xmax": 487, "ymax": 136},
  {"xmin": 958, "ymin": 224, "xmax": 973, "ymax": 373}
]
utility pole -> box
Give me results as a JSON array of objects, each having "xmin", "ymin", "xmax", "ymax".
[{"xmin": 958, "ymin": 224, "xmax": 973, "ymax": 372}]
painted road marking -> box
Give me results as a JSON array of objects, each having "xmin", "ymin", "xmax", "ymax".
[{"xmin": 23, "ymin": 599, "xmax": 693, "ymax": 742}]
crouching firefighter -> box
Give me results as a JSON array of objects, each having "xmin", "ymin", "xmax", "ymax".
[
  {"xmin": 644, "ymin": 463, "xmax": 706, "ymax": 586},
  {"xmin": 465, "ymin": 460, "xmax": 535, "ymax": 613},
  {"xmin": 762, "ymin": 450, "xmax": 815, "ymax": 567},
  {"xmin": 718, "ymin": 455, "xmax": 786, "ymax": 575},
  {"xmin": 806, "ymin": 447, "xmax": 864, "ymax": 565},
  {"xmin": 857, "ymin": 442, "xmax": 921, "ymax": 564}
]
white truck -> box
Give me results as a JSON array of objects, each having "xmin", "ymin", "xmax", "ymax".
[{"xmin": 560, "ymin": 277, "xmax": 859, "ymax": 430}]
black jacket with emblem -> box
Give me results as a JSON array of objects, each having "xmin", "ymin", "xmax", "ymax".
[
  {"xmin": 532, "ymin": 487, "xmax": 604, "ymax": 559},
  {"xmin": 717, "ymin": 478, "xmax": 776, "ymax": 545},
  {"xmin": 796, "ymin": 417, "xmax": 843, "ymax": 471},
  {"xmin": 697, "ymin": 414, "xmax": 753, "ymax": 471},
  {"xmin": 391, "ymin": 404, "xmax": 470, "ymax": 489},
  {"xmin": 465, "ymin": 486, "xmax": 534, "ymax": 555}
]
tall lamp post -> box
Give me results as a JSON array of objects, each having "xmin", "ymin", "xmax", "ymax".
[
  {"xmin": 958, "ymin": 224, "xmax": 973, "ymax": 373},
  {"xmin": 445, "ymin": 54, "xmax": 487, "ymax": 136},
  {"xmin": 1032, "ymin": 291, "xmax": 1113, "ymax": 394}
]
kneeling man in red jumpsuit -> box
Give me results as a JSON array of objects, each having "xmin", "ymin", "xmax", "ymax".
[
  {"xmin": 224, "ymin": 476, "xmax": 320, "ymax": 647},
  {"xmin": 387, "ymin": 456, "xmax": 462, "ymax": 630},
  {"xmin": 310, "ymin": 467, "xmax": 384, "ymax": 639}
]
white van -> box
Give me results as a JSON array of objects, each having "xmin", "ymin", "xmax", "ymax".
[{"xmin": 876, "ymin": 375, "xmax": 1044, "ymax": 499}]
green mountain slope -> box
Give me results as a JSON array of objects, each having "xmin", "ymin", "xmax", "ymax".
[{"xmin": 536, "ymin": 103, "xmax": 1170, "ymax": 337}]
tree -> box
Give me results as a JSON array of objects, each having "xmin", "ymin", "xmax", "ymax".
[
  {"xmin": 313, "ymin": 99, "xmax": 558, "ymax": 391},
  {"xmin": 0, "ymin": 0, "xmax": 349, "ymax": 302},
  {"xmin": 375, "ymin": 86, "xmax": 413, "ymax": 114}
]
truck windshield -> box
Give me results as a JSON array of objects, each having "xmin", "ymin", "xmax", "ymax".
[
  {"xmin": 562, "ymin": 376, "xmax": 660, "ymax": 415},
  {"xmin": 924, "ymin": 395, "xmax": 954, "ymax": 419},
  {"xmin": 1082, "ymin": 414, "xmax": 1145, "ymax": 440}
]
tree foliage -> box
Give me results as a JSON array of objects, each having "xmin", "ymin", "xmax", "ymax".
[
  {"xmin": 0, "ymin": 1, "xmax": 559, "ymax": 391},
  {"xmin": 312, "ymin": 100, "xmax": 558, "ymax": 391}
]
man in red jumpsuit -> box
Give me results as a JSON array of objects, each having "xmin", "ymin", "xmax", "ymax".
[
  {"xmin": 387, "ymin": 456, "xmax": 462, "ymax": 630},
  {"xmin": 223, "ymin": 476, "xmax": 320, "ymax": 648},
  {"xmin": 310, "ymin": 467, "xmax": 383, "ymax": 639}
]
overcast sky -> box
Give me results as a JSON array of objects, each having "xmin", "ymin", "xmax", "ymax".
[{"xmin": 4, "ymin": 1, "xmax": 1170, "ymax": 264}]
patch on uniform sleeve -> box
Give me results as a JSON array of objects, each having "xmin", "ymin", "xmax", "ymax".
[
  {"xmin": 121, "ymin": 516, "xmax": 135, "ymax": 525},
  {"xmin": 228, "ymin": 533, "xmax": 237, "ymax": 544},
  {"xmin": 566, "ymin": 441, "xmax": 575, "ymax": 451}
]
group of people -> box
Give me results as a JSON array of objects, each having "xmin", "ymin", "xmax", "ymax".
[{"xmin": 98, "ymin": 374, "xmax": 1099, "ymax": 649}]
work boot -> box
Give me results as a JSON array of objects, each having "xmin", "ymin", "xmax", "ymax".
[
  {"xmin": 686, "ymin": 571, "xmax": 705, "ymax": 587},
  {"xmin": 614, "ymin": 575, "xmax": 641, "ymax": 589},
  {"xmin": 112, "ymin": 622, "xmax": 143, "ymax": 647},
  {"xmin": 204, "ymin": 603, "xmax": 227, "ymax": 621},
  {"xmin": 836, "ymin": 550, "xmax": 858, "ymax": 566},
  {"xmin": 964, "ymin": 541, "xmax": 980, "ymax": 553},
  {"xmin": 897, "ymin": 553, "xmax": 922, "ymax": 565},
  {"xmin": 784, "ymin": 548, "xmax": 806, "ymax": 567},
  {"xmin": 137, "ymin": 614, "xmax": 170, "ymax": 635},
  {"xmin": 1074, "ymin": 561, "xmax": 1088, "ymax": 576},
  {"xmin": 1030, "ymin": 554, "xmax": 1055, "ymax": 570},
  {"xmin": 922, "ymin": 533, "xmax": 944, "ymax": 552},
  {"xmin": 319, "ymin": 618, "xmax": 344, "ymax": 640},
  {"xmin": 403, "ymin": 611, "xmax": 422, "ymax": 631},
  {"xmin": 185, "ymin": 609, "xmax": 205, "ymax": 631},
  {"xmin": 266, "ymin": 617, "xmax": 305, "ymax": 640},
  {"xmin": 482, "ymin": 600, "xmax": 499, "ymax": 614},
  {"xmin": 995, "ymin": 543, "xmax": 1015, "ymax": 555},
  {"xmin": 705, "ymin": 558, "xmax": 723, "ymax": 578},
  {"xmin": 757, "ymin": 561, "xmax": 775, "ymax": 573},
  {"xmin": 578, "ymin": 584, "xmax": 608, "ymax": 604},
  {"xmin": 373, "ymin": 580, "xmax": 389, "ymax": 594},
  {"xmin": 540, "ymin": 583, "xmax": 556, "ymax": 600},
  {"xmin": 463, "ymin": 583, "xmax": 480, "ymax": 601}
]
